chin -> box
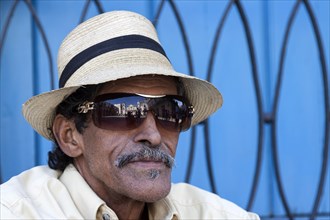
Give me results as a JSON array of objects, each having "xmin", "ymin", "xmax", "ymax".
[
  {"xmin": 132, "ymin": 174, "xmax": 172, "ymax": 203},
  {"xmin": 141, "ymin": 183, "xmax": 171, "ymax": 203}
]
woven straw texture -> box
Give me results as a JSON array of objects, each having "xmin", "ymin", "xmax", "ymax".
[{"xmin": 22, "ymin": 11, "xmax": 223, "ymax": 140}]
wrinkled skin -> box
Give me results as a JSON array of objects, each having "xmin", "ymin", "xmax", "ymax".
[{"xmin": 55, "ymin": 75, "xmax": 180, "ymax": 219}]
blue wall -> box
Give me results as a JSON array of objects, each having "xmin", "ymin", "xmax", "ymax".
[{"xmin": 1, "ymin": 1, "xmax": 329, "ymax": 218}]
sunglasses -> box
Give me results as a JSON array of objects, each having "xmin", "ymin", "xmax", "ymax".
[{"xmin": 77, "ymin": 93, "xmax": 194, "ymax": 132}]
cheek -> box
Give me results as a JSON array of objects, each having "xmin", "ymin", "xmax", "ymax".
[
  {"xmin": 82, "ymin": 129, "xmax": 128, "ymax": 163},
  {"xmin": 162, "ymin": 131, "xmax": 180, "ymax": 156}
]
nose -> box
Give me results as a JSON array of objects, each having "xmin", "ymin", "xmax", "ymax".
[{"xmin": 133, "ymin": 112, "xmax": 162, "ymax": 146}]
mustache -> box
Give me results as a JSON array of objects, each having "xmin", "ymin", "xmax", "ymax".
[{"xmin": 114, "ymin": 145, "xmax": 175, "ymax": 169}]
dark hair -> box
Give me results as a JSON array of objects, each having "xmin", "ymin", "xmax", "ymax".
[
  {"xmin": 48, "ymin": 76, "xmax": 186, "ymax": 171},
  {"xmin": 48, "ymin": 85, "xmax": 100, "ymax": 171}
]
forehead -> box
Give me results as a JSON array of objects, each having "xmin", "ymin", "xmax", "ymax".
[{"xmin": 99, "ymin": 75, "xmax": 178, "ymax": 95}]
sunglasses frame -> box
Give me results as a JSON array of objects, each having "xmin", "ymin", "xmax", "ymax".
[{"xmin": 77, "ymin": 93, "xmax": 194, "ymax": 132}]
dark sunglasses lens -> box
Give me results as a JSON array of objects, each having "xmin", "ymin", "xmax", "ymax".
[
  {"xmin": 152, "ymin": 98, "xmax": 191, "ymax": 132},
  {"xmin": 93, "ymin": 96, "xmax": 146, "ymax": 130},
  {"xmin": 92, "ymin": 94, "xmax": 191, "ymax": 131}
]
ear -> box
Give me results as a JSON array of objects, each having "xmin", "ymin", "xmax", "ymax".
[{"xmin": 52, "ymin": 114, "xmax": 84, "ymax": 157}]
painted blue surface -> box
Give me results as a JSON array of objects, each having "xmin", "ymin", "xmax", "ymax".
[{"xmin": 1, "ymin": 0, "xmax": 329, "ymax": 217}]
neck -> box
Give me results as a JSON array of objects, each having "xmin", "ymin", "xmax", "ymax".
[
  {"xmin": 74, "ymin": 161, "xmax": 148, "ymax": 220},
  {"xmin": 106, "ymin": 199, "xmax": 147, "ymax": 220},
  {"xmin": 92, "ymin": 182, "xmax": 148, "ymax": 220}
]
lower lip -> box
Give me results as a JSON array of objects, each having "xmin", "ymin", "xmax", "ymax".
[{"xmin": 129, "ymin": 161, "xmax": 165, "ymax": 169}]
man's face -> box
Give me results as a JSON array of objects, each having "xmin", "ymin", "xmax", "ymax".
[{"xmin": 75, "ymin": 75, "xmax": 180, "ymax": 203}]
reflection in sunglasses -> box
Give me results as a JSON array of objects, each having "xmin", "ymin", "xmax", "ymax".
[{"xmin": 77, "ymin": 93, "xmax": 194, "ymax": 132}]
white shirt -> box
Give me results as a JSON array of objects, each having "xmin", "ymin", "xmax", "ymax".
[{"xmin": 1, "ymin": 164, "xmax": 259, "ymax": 219}]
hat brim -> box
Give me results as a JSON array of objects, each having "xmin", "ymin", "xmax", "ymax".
[
  {"xmin": 22, "ymin": 66, "xmax": 222, "ymax": 140},
  {"xmin": 23, "ymin": 12, "xmax": 223, "ymax": 140}
]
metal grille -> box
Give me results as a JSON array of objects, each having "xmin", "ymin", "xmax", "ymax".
[{"xmin": 0, "ymin": 0, "xmax": 329, "ymax": 219}]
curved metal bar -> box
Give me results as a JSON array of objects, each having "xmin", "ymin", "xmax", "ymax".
[
  {"xmin": 152, "ymin": 0, "xmax": 165, "ymax": 27},
  {"xmin": 272, "ymin": 1, "xmax": 302, "ymax": 219},
  {"xmin": 167, "ymin": 0, "xmax": 194, "ymax": 77},
  {"xmin": 204, "ymin": 0, "xmax": 234, "ymax": 195},
  {"xmin": 0, "ymin": 0, "xmax": 19, "ymax": 56},
  {"xmin": 79, "ymin": 0, "xmax": 104, "ymax": 23},
  {"xmin": 23, "ymin": 0, "xmax": 55, "ymax": 90},
  {"xmin": 260, "ymin": 212, "xmax": 330, "ymax": 219},
  {"xmin": 0, "ymin": 0, "xmax": 23, "ymax": 182},
  {"xmin": 94, "ymin": 0, "xmax": 104, "ymax": 14},
  {"xmin": 234, "ymin": 0, "xmax": 265, "ymax": 210},
  {"xmin": 301, "ymin": 1, "xmax": 330, "ymax": 219},
  {"xmin": 153, "ymin": 0, "xmax": 197, "ymax": 183},
  {"xmin": 204, "ymin": 119, "xmax": 217, "ymax": 193},
  {"xmin": 1, "ymin": 1, "xmax": 328, "ymax": 218},
  {"xmin": 205, "ymin": 0, "xmax": 265, "ymax": 205},
  {"xmin": 167, "ymin": 0, "xmax": 211, "ymax": 186},
  {"xmin": 206, "ymin": 0, "xmax": 233, "ymax": 81},
  {"xmin": 153, "ymin": 1, "xmax": 194, "ymax": 76},
  {"xmin": 184, "ymin": 126, "xmax": 196, "ymax": 183},
  {"xmin": 79, "ymin": 0, "xmax": 91, "ymax": 24}
]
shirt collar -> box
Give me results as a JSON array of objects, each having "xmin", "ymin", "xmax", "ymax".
[
  {"xmin": 59, "ymin": 164, "xmax": 105, "ymax": 220},
  {"xmin": 59, "ymin": 164, "xmax": 179, "ymax": 220},
  {"xmin": 148, "ymin": 195, "xmax": 179, "ymax": 220}
]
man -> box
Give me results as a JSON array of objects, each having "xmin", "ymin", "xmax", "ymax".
[{"xmin": 1, "ymin": 11, "xmax": 259, "ymax": 219}]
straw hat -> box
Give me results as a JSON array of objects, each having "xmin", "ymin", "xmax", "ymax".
[{"xmin": 22, "ymin": 10, "xmax": 223, "ymax": 140}]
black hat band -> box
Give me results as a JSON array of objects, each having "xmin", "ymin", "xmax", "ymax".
[{"xmin": 59, "ymin": 34, "xmax": 168, "ymax": 88}]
